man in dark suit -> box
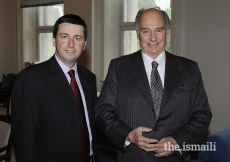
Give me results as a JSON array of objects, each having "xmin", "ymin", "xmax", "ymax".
[
  {"xmin": 95, "ymin": 7, "xmax": 212, "ymax": 162},
  {"xmin": 11, "ymin": 14, "xmax": 97, "ymax": 162}
]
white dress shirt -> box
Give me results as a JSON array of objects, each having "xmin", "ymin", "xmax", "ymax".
[
  {"xmin": 142, "ymin": 51, "xmax": 166, "ymax": 87},
  {"xmin": 55, "ymin": 54, "xmax": 93, "ymax": 155}
]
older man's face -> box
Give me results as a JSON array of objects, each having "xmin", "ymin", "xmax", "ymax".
[{"xmin": 138, "ymin": 9, "xmax": 168, "ymax": 59}]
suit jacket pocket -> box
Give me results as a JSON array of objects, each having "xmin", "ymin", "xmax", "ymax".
[{"xmin": 174, "ymin": 84, "xmax": 190, "ymax": 93}]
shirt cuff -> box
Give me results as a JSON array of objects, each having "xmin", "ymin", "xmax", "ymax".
[{"xmin": 124, "ymin": 140, "xmax": 131, "ymax": 148}]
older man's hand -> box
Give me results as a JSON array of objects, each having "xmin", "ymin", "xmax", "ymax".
[
  {"xmin": 155, "ymin": 136, "xmax": 179, "ymax": 157},
  {"xmin": 127, "ymin": 127, "xmax": 159, "ymax": 152}
]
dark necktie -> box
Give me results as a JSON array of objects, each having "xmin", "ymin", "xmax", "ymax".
[
  {"xmin": 68, "ymin": 70, "xmax": 90, "ymax": 162},
  {"xmin": 150, "ymin": 61, "xmax": 163, "ymax": 119}
]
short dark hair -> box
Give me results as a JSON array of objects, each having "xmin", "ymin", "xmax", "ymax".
[
  {"xmin": 53, "ymin": 14, "xmax": 88, "ymax": 40},
  {"xmin": 135, "ymin": 7, "xmax": 171, "ymax": 34}
]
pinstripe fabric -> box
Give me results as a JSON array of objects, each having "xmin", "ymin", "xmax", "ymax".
[
  {"xmin": 150, "ymin": 61, "xmax": 163, "ymax": 119},
  {"xmin": 95, "ymin": 50, "xmax": 212, "ymax": 162}
]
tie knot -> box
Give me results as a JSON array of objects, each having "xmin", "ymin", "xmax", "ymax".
[
  {"xmin": 68, "ymin": 69, "xmax": 75, "ymax": 79},
  {"xmin": 152, "ymin": 61, "xmax": 158, "ymax": 69}
]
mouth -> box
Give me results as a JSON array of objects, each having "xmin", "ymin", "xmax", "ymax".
[
  {"xmin": 65, "ymin": 49, "xmax": 75, "ymax": 53},
  {"xmin": 148, "ymin": 43, "xmax": 158, "ymax": 47}
]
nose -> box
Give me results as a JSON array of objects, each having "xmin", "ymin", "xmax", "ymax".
[
  {"xmin": 68, "ymin": 38, "xmax": 74, "ymax": 47},
  {"xmin": 150, "ymin": 32, "xmax": 157, "ymax": 41}
]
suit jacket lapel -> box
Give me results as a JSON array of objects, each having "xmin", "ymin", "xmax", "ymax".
[
  {"xmin": 128, "ymin": 51, "xmax": 155, "ymax": 110},
  {"xmin": 49, "ymin": 56, "xmax": 79, "ymax": 108},
  {"xmin": 160, "ymin": 52, "xmax": 181, "ymax": 110}
]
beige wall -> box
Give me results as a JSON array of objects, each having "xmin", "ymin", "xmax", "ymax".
[
  {"xmin": 0, "ymin": 0, "xmax": 18, "ymax": 80},
  {"xmin": 180, "ymin": 0, "xmax": 230, "ymax": 134},
  {"xmin": 64, "ymin": 0, "xmax": 93, "ymax": 70}
]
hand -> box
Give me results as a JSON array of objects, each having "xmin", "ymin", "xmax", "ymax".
[
  {"xmin": 155, "ymin": 136, "xmax": 179, "ymax": 157},
  {"xmin": 127, "ymin": 127, "xmax": 159, "ymax": 152}
]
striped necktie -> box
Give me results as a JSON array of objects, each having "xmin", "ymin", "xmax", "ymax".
[
  {"xmin": 68, "ymin": 69, "xmax": 90, "ymax": 162},
  {"xmin": 150, "ymin": 61, "xmax": 163, "ymax": 119}
]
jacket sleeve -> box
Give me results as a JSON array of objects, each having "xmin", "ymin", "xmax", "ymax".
[
  {"xmin": 11, "ymin": 69, "xmax": 40, "ymax": 162},
  {"xmin": 172, "ymin": 62, "xmax": 212, "ymax": 159},
  {"xmin": 95, "ymin": 60, "xmax": 132, "ymax": 152}
]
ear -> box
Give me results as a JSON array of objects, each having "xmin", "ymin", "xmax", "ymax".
[
  {"xmin": 166, "ymin": 31, "xmax": 169, "ymax": 39},
  {"xmin": 137, "ymin": 33, "xmax": 140, "ymax": 40},
  {"xmin": 52, "ymin": 36, "xmax": 56, "ymax": 47},
  {"xmin": 83, "ymin": 41, "xmax": 87, "ymax": 50}
]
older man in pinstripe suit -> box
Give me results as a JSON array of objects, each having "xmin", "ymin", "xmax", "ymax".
[{"xmin": 95, "ymin": 7, "xmax": 212, "ymax": 162}]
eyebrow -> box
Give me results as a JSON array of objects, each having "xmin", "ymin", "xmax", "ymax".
[
  {"xmin": 59, "ymin": 33, "xmax": 83, "ymax": 38},
  {"xmin": 59, "ymin": 33, "xmax": 69, "ymax": 36},
  {"xmin": 75, "ymin": 35, "xmax": 83, "ymax": 38},
  {"xmin": 141, "ymin": 27, "xmax": 164, "ymax": 30},
  {"xmin": 141, "ymin": 28, "xmax": 150, "ymax": 31}
]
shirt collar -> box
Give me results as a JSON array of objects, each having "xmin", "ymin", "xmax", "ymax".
[
  {"xmin": 142, "ymin": 51, "xmax": 166, "ymax": 70},
  {"xmin": 55, "ymin": 54, "xmax": 78, "ymax": 75}
]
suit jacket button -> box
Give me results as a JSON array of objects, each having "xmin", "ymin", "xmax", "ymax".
[
  {"xmin": 154, "ymin": 127, "xmax": 158, "ymax": 131},
  {"xmin": 77, "ymin": 135, "xmax": 82, "ymax": 139}
]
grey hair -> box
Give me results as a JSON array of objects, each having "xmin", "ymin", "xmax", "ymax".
[{"xmin": 135, "ymin": 6, "xmax": 171, "ymax": 34}]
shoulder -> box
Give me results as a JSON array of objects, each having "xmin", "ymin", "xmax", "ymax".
[
  {"xmin": 113, "ymin": 50, "xmax": 140, "ymax": 62},
  {"xmin": 20, "ymin": 59, "xmax": 50, "ymax": 76},
  {"xmin": 15, "ymin": 57, "xmax": 55, "ymax": 87},
  {"xmin": 22, "ymin": 59, "xmax": 48, "ymax": 72},
  {"xmin": 166, "ymin": 51, "xmax": 198, "ymax": 67},
  {"xmin": 78, "ymin": 65, "xmax": 96, "ymax": 81},
  {"xmin": 166, "ymin": 51, "xmax": 195, "ymax": 63},
  {"xmin": 109, "ymin": 50, "xmax": 141, "ymax": 67},
  {"xmin": 78, "ymin": 66, "xmax": 95, "ymax": 76},
  {"xmin": 166, "ymin": 52, "xmax": 200, "ymax": 77}
]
